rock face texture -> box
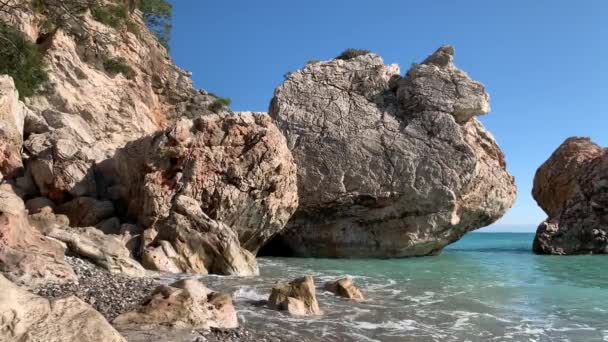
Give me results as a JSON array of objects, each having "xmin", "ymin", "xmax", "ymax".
[
  {"xmin": 268, "ymin": 276, "xmax": 322, "ymax": 316},
  {"xmin": 0, "ymin": 76, "xmax": 27, "ymax": 178},
  {"xmin": 0, "ymin": 273, "xmax": 126, "ymax": 342},
  {"xmin": 109, "ymin": 112, "xmax": 297, "ymax": 275},
  {"xmin": 532, "ymin": 137, "xmax": 608, "ymax": 254},
  {"xmin": 3, "ymin": 6, "xmax": 218, "ymax": 158},
  {"xmin": 324, "ymin": 277, "xmax": 365, "ymax": 301},
  {"xmin": 141, "ymin": 195, "xmax": 259, "ymax": 276},
  {"xmin": 113, "ymin": 279, "xmax": 238, "ymax": 330},
  {"xmin": 47, "ymin": 226, "xmax": 146, "ymax": 277},
  {"xmin": 266, "ymin": 45, "xmax": 516, "ymax": 257},
  {"xmin": 0, "ymin": 188, "xmax": 76, "ymax": 286}
]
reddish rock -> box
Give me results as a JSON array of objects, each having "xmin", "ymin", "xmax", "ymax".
[
  {"xmin": 0, "ymin": 189, "xmax": 77, "ymax": 286},
  {"xmin": 532, "ymin": 137, "xmax": 608, "ymax": 254}
]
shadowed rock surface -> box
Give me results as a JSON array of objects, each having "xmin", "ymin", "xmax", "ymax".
[
  {"xmin": 0, "ymin": 188, "xmax": 77, "ymax": 286},
  {"xmin": 141, "ymin": 195, "xmax": 259, "ymax": 276},
  {"xmin": 533, "ymin": 137, "xmax": 608, "ymax": 254},
  {"xmin": 265, "ymin": 46, "xmax": 516, "ymax": 257},
  {"xmin": 47, "ymin": 226, "xmax": 147, "ymax": 277}
]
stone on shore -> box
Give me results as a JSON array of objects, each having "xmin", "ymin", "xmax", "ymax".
[
  {"xmin": 113, "ymin": 279, "xmax": 238, "ymax": 330},
  {"xmin": 141, "ymin": 195, "xmax": 258, "ymax": 276},
  {"xmin": 0, "ymin": 189, "xmax": 76, "ymax": 286},
  {"xmin": 47, "ymin": 226, "xmax": 146, "ymax": 277},
  {"xmin": 0, "ymin": 273, "xmax": 126, "ymax": 342}
]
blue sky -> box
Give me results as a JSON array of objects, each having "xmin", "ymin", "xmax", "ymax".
[{"xmin": 167, "ymin": 1, "xmax": 608, "ymax": 231}]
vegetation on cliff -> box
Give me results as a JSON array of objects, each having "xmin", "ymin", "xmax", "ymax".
[
  {"xmin": 0, "ymin": 23, "xmax": 49, "ymax": 98},
  {"xmin": 0, "ymin": 0, "xmax": 172, "ymax": 97}
]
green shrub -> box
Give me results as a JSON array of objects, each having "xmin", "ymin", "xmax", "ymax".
[
  {"xmin": 306, "ymin": 59, "xmax": 320, "ymax": 65},
  {"xmin": 335, "ymin": 48, "xmax": 371, "ymax": 60},
  {"xmin": 138, "ymin": 0, "xmax": 173, "ymax": 49},
  {"xmin": 0, "ymin": 23, "xmax": 50, "ymax": 98},
  {"xmin": 91, "ymin": 3, "xmax": 130, "ymax": 29},
  {"xmin": 103, "ymin": 57, "xmax": 135, "ymax": 79},
  {"xmin": 208, "ymin": 97, "xmax": 231, "ymax": 113}
]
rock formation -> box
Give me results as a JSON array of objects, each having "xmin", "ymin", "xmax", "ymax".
[
  {"xmin": 113, "ymin": 279, "xmax": 238, "ymax": 330},
  {"xmin": 112, "ymin": 113, "xmax": 298, "ymax": 254},
  {"xmin": 324, "ymin": 277, "xmax": 365, "ymax": 301},
  {"xmin": 47, "ymin": 226, "xmax": 146, "ymax": 277},
  {"xmin": 140, "ymin": 195, "xmax": 259, "ymax": 276},
  {"xmin": 265, "ymin": 45, "xmax": 516, "ymax": 257},
  {"xmin": 0, "ymin": 188, "xmax": 77, "ymax": 286},
  {"xmin": 268, "ymin": 276, "xmax": 322, "ymax": 316},
  {"xmin": 532, "ymin": 137, "xmax": 608, "ymax": 254},
  {"xmin": 0, "ymin": 273, "xmax": 126, "ymax": 342},
  {"xmin": 0, "ymin": 76, "xmax": 27, "ymax": 178}
]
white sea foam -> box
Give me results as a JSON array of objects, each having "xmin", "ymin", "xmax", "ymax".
[{"xmin": 233, "ymin": 287, "xmax": 268, "ymax": 301}]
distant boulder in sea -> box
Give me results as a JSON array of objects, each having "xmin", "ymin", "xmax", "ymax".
[
  {"xmin": 263, "ymin": 45, "xmax": 516, "ymax": 257},
  {"xmin": 533, "ymin": 137, "xmax": 608, "ymax": 254}
]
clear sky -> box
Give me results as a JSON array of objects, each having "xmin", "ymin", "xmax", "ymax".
[{"xmin": 167, "ymin": 1, "xmax": 608, "ymax": 231}]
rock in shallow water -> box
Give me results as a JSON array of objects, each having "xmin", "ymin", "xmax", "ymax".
[
  {"xmin": 324, "ymin": 277, "xmax": 365, "ymax": 301},
  {"xmin": 264, "ymin": 45, "xmax": 516, "ymax": 257},
  {"xmin": 533, "ymin": 137, "xmax": 608, "ymax": 254},
  {"xmin": 268, "ymin": 276, "xmax": 322, "ymax": 316}
]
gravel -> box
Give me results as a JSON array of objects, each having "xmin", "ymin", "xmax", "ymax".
[
  {"xmin": 33, "ymin": 256, "xmax": 294, "ymax": 342},
  {"xmin": 33, "ymin": 256, "xmax": 159, "ymax": 320}
]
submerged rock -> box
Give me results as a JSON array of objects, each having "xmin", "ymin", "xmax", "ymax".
[
  {"xmin": 324, "ymin": 277, "xmax": 365, "ymax": 301},
  {"xmin": 265, "ymin": 45, "xmax": 516, "ymax": 257},
  {"xmin": 532, "ymin": 137, "xmax": 608, "ymax": 254},
  {"xmin": 268, "ymin": 276, "xmax": 322, "ymax": 316},
  {"xmin": 0, "ymin": 273, "xmax": 126, "ymax": 342}
]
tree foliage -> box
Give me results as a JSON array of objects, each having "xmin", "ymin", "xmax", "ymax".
[
  {"xmin": 0, "ymin": 23, "xmax": 49, "ymax": 98},
  {"xmin": 137, "ymin": 0, "xmax": 172, "ymax": 48},
  {"xmin": 335, "ymin": 48, "xmax": 371, "ymax": 60}
]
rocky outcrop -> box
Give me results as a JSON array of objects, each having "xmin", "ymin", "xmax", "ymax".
[
  {"xmin": 141, "ymin": 195, "xmax": 258, "ymax": 276},
  {"xmin": 265, "ymin": 45, "xmax": 516, "ymax": 257},
  {"xmin": 57, "ymin": 196, "xmax": 115, "ymax": 227},
  {"xmin": 4, "ymin": 5, "xmax": 218, "ymax": 157},
  {"xmin": 324, "ymin": 277, "xmax": 364, "ymax": 301},
  {"xmin": 532, "ymin": 137, "xmax": 608, "ymax": 254},
  {"xmin": 47, "ymin": 226, "xmax": 146, "ymax": 277},
  {"xmin": 23, "ymin": 126, "xmax": 99, "ymax": 200},
  {"xmin": 111, "ymin": 112, "xmax": 298, "ymax": 257},
  {"xmin": 113, "ymin": 279, "xmax": 238, "ymax": 330},
  {"xmin": 0, "ymin": 188, "xmax": 76, "ymax": 286},
  {"xmin": 268, "ymin": 276, "xmax": 322, "ymax": 316},
  {"xmin": 0, "ymin": 273, "xmax": 126, "ymax": 342},
  {"xmin": 0, "ymin": 76, "xmax": 27, "ymax": 178}
]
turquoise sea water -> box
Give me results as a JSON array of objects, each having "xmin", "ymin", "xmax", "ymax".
[{"xmin": 201, "ymin": 233, "xmax": 608, "ymax": 341}]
